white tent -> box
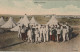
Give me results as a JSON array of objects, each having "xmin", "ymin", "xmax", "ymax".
[
  {"xmin": 46, "ymin": 15, "xmax": 58, "ymax": 25},
  {"xmin": 30, "ymin": 17, "xmax": 39, "ymax": 25},
  {"xmin": 10, "ymin": 24, "xmax": 22, "ymax": 31},
  {"xmin": 0, "ymin": 17, "xmax": 5, "ymax": 26},
  {"xmin": 1, "ymin": 17, "xmax": 16, "ymax": 28},
  {"xmin": 17, "ymin": 17, "xmax": 23, "ymax": 24},
  {"xmin": 10, "ymin": 14, "xmax": 29, "ymax": 31},
  {"xmin": 20, "ymin": 14, "xmax": 29, "ymax": 27}
]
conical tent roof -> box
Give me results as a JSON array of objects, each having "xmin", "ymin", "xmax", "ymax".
[
  {"xmin": 47, "ymin": 15, "xmax": 58, "ymax": 25},
  {"xmin": 10, "ymin": 24, "xmax": 22, "ymax": 31},
  {"xmin": 20, "ymin": 14, "xmax": 29, "ymax": 27},
  {"xmin": 0, "ymin": 17, "xmax": 5, "ymax": 26},
  {"xmin": 30, "ymin": 17, "xmax": 38, "ymax": 25},
  {"xmin": 17, "ymin": 17, "xmax": 23, "ymax": 24},
  {"xmin": 1, "ymin": 17, "xmax": 16, "ymax": 28},
  {"xmin": 10, "ymin": 14, "xmax": 30, "ymax": 31}
]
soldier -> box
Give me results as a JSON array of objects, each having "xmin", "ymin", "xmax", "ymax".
[
  {"xmin": 27, "ymin": 28, "xmax": 33, "ymax": 43},
  {"xmin": 18, "ymin": 26, "xmax": 21, "ymax": 38},
  {"xmin": 21, "ymin": 25, "xmax": 27, "ymax": 41},
  {"xmin": 43, "ymin": 26, "xmax": 46, "ymax": 42},
  {"xmin": 32, "ymin": 25, "xmax": 35, "ymax": 42},
  {"xmin": 62, "ymin": 25, "xmax": 67, "ymax": 42},
  {"xmin": 45, "ymin": 25, "xmax": 49, "ymax": 41},
  {"xmin": 66, "ymin": 24, "xmax": 69, "ymax": 41},
  {"xmin": 56, "ymin": 26, "xmax": 61, "ymax": 42},
  {"xmin": 39, "ymin": 25, "xmax": 43, "ymax": 42},
  {"xmin": 35, "ymin": 28, "xmax": 40, "ymax": 43},
  {"xmin": 68, "ymin": 26, "xmax": 73, "ymax": 40},
  {"xmin": 52, "ymin": 25, "xmax": 57, "ymax": 41},
  {"xmin": 49, "ymin": 27, "xmax": 52, "ymax": 41}
]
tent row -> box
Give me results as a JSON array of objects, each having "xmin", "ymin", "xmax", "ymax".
[
  {"xmin": 10, "ymin": 16, "xmax": 40, "ymax": 31},
  {"xmin": 0, "ymin": 17, "xmax": 5, "ymax": 26},
  {"xmin": 1, "ymin": 17, "xmax": 16, "ymax": 28},
  {"xmin": 0, "ymin": 14, "xmax": 58, "ymax": 31}
]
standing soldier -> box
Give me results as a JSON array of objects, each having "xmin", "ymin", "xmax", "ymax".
[
  {"xmin": 35, "ymin": 28, "xmax": 40, "ymax": 43},
  {"xmin": 39, "ymin": 25, "xmax": 43, "ymax": 42},
  {"xmin": 62, "ymin": 25, "xmax": 67, "ymax": 42},
  {"xmin": 21, "ymin": 25, "xmax": 27, "ymax": 41},
  {"xmin": 43, "ymin": 26, "xmax": 46, "ymax": 42},
  {"xmin": 31, "ymin": 25, "xmax": 35, "ymax": 42},
  {"xmin": 27, "ymin": 28, "xmax": 33, "ymax": 43},
  {"xmin": 45, "ymin": 25, "xmax": 49, "ymax": 42},
  {"xmin": 49, "ymin": 27, "xmax": 52, "ymax": 41},
  {"xmin": 56, "ymin": 27, "xmax": 61, "ymax": 42},
  {"xmin": 52, "ymin": 25, "xmax": 57, "ymax": 41},
  {"xmin": 66, "ymin": 24, "xmax": 69, "ymax": 41},
  {"xmin": 68, "ymin": 26, "xmax": 73, "ymax": 40},
  {"xmin": 18, "ymin": 26, "xmax": 21, "ymax": 38}
]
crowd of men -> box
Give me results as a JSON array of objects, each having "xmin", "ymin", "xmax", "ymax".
[{"xmin": 18, "ymin": 22, "xmax": 73, "ymax": 43}]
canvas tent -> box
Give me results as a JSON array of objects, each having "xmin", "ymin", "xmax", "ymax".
[
  {"xmin": 20, "ymin": 14, "xmax": 29, "ymax": 27},
  {"xmin": 30, "ymin": 17, "xmax": 39, "ymax": 26},
  {"xmin": 10, "ymin": 24, "xmax": 22, "ymax": 31},
  {"xmin": 10, "ymin": 14, "xmax": 29, "ymax": 31},
  {"xmin": 17, "ymin": 17, "xmax": 23, "ymax": 24},
  {"xmin": 0, "ymin": 17, "xmax": 5, "ymax": 26},
  {"xmin": 1, "ymin": 17, "xmax": 16, "ymax": 28},
  {"xmin": 46, "ymin": 15, "xmax": 58, "ymax": 25}
]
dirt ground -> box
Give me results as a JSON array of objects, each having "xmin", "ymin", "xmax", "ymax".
[{"xmin": 0, "ymin": 25, "xmax": 80, "ymax": 52}]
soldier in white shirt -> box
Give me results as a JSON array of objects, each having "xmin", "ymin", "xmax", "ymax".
[
  {"xmin": 39, "ymin": 26, "xmax": 43, "ymax": 42},
  {"xmin": 43, "ymin": 26, "xmax": 46, "ymax": 42},
  {"xmin": 18, "ymin": 26, "xmax": 21, "ymax": 38},
  {"xmin": 27, "ymin": 28, "xmax": 33, "ymax": 43},
  {"xmin": 35, "ymin": 28, "xmax": 40, "ymax": 43},
  {"xmin": 66, "ymin": 25, "xmax": 69, "ymax": 41},
  {"xmin": 62, "ymin": 26, "xmax": 67, "ymax": 42},
  {"xmin": 56, "ymin": 27, "xmax": 61, "ymax": 42},
  {"xmin": 45, "ymin": 25, "xmax": 49, "ymax": 41},
  {"xmin": 49, "ymin": 27, "xmax": 52, "ymax": 41}
]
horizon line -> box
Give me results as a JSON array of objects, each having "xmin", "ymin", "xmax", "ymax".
[{"xmin": 0, "ymin": 14, "xmax": 80, "ymax": 16}]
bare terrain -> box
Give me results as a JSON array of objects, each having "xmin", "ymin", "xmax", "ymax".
[{"xmin": 0, "ymin": 15, "xmax": 80, "ymax": 52}]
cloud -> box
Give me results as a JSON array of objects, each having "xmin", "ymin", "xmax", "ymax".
[
  {"xmin": 0, "ymin": 0, "xmax": 80, "ymax": 15},
  {"xmin": 50, "ymin": 5, "xmax": 80, "ymax": 15}
]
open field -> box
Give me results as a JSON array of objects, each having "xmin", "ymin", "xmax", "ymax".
[
  {"xmin": 0, "ymin": 14, "xmax": 80, "ymax": 52},
  {"xmin": 0, "ymin": 27, "xmax": 80, "ymax": 52}
]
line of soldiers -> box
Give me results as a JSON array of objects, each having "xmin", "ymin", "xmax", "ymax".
[{"xmin": 18, "ymin": 23, "xmax": 73, "ymax": 43}]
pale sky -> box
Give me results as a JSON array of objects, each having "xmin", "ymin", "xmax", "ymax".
[{"xmin": 0, "ymin": 0, "xmax": 80, "ymax": 15}]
